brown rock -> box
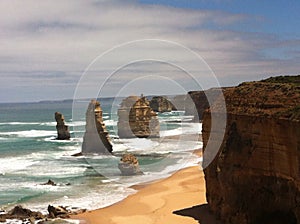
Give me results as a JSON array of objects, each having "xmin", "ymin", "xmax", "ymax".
[
  {"xmin": 82, "ymin": 100, "xmax": 113, "ymax": 154},
  {"xmin": 118, "ymin": 95, "xmax": 160, "ymax": 138},
  {"xmin": 47, "ymin": 205, "xmax": 69, "ymax": 219},
  {"xmin": 150, "ymin": 96, "xmax": 175, "ymax": 113},
  {"xmin": 202, "ymin": 76, "xmax": 300, "ymax": 224},
  {"xmin": 0, "ymin": 205, "xmax": 45, "ymax": 221},
  {"xmin": 118, "ymin": 153, "xmax": 143, "ymax": 175},
  {"xmin": 41, "ymin": 179, "xmax": 56, "ymax": 186},
  {"xmin": 55, "ymin": 112, "xmax": 70, "ymax": 140}
]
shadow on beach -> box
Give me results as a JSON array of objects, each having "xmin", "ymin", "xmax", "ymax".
[{"xmin": 173, "ymin": 204, "xmax": 222, "ymax": 224}]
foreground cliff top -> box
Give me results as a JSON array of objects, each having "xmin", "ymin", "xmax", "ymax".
[{"xmin": 216, "ymin": 75, "xmax": 300, "ymax": 120}]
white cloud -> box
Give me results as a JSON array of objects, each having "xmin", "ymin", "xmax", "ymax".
[{"xmin": 0, "ymin": 0, "xmax": 299, "ymax": 102}]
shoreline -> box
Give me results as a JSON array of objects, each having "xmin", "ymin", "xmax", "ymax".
[{"xmin": 71, "ymin": 161, "xmax": 210, "ymax": 224}]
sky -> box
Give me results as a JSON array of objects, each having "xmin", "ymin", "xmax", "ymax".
[{"xmin": 0, "ymin": 0, "xmax": 299, "ymax": 103}]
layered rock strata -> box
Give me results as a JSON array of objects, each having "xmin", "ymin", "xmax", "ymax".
[
  {"xmin": 55, "ymin": 112, "xmax": 70, "ymax": 140},
  {"xmin": 202, "ymin": 76, "xmax": 300, "ymax": 224},
  {"xmin": 150, "ymin": 96, "xmax": 175, "ymax": 112},
  {"xmin": 118, "ymin": 95, "xmax": 160, "ymax": 138},
  {"xmin": 118, "ymin": 153, "xmax": 143, "ymax": 175},
  {"xmin": 82, "ymin": 100, "xmax": 113, "ymax": 154}
]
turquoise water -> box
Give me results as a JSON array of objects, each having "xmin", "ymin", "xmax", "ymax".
[{"xmin": 0, "ymin": 100, "xmax": 201, "ymax": 213}]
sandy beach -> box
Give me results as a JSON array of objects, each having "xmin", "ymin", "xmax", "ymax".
[{"xmin": 72, "ymin": 164, "xmax": 219, "ymax": 224}]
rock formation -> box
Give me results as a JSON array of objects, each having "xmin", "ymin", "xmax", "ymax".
[
  {"xmin": 41, "ymin": 179, "xmax": 56, "ymax": 186},
  {"xmin": 118, "ymin": 153, "xmax": 143, "ymax": 175},
  {"xmin": 150, "ymin": 96, "xmax": 175, "ymax": 112},
  {"xmin": 118, "ymin": 95, "xmax": 160, "ymax": 138},
  {"xmin": 170, "ymin": 90, "xmax": 221, "ymax": 121},
  {"xmin": 202, "ymin": 76, "xmax": 300, "ymax": 224},
  {"xmin": 82, "ymin": 100, "xmax": 113, "ymax": 154},
  {"xmin": 0, "ymin": 205, "xmax": 45, "ymax": 222},
  {"xmin": 55, "ymin": 112, "xmax": 70, "ymax": 140}
]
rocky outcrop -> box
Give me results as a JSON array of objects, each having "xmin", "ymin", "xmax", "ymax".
[
  {"xmin": 202, "ymin": 76, "xmax": 300, "ymax": 224},
  {"xmin": 150, "ymin": 96, "xmax": 175, "ymax": 113},
  {"xmin": 0, "ymin": 205, "xmax": 86, "ymax": 222},
  {"xmin": 41, "ymin": 179, "xmax": 56, "ymax": 186},
  {"xmin": 118, "ymin": 95, "xmax": 160, "ymax": 138},
  {"xmin": 55, "ymin": 112, "xmax": 70, "ymax": 140},
  {"xmin": 82, "ymin": 100, "xmax": 113, "ymax": 154},
  {"xmin": 0, "ymin": 205, "xmax": 45, "ymax": 222},
  {"xmin": 171, "ymin": 89, "xmax": 221, "ymax": 121},
  {"xmin": 118, "ymin": 153, "xmax": 143, "ymax": 175}
]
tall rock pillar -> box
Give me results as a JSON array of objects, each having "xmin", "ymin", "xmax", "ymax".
[
  {"xmin": 55, "ymin": 112, "xmax": 71, "ymax": 140},
  {"xmin": 82, "ymin": 100, "xmax": 113, "ymax": 154}
]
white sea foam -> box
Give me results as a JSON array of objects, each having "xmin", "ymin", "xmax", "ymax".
[
  {"xmin": 160, "ymin": 122, "xmax": 202, "ymax": 137},
  {"xmin": 68, "ymin": 121, "xmax": 86, "ymax": 127},
  {"xmin": 0, "ymin": 122, "xmax": 40, "ymax": 126},
  {"xmin": 103, "ymin": 119, "xmax": 117, "ymax": 126},
  {"xmin": 0, "ymin": 130, "xmax": 56, "ymax": 138},
  {"xmin": 43, "ymin": 137, "xmax": 82, "ymax": 143},
  {"xmin": 0, "ymin": 157, "xmax": 39, "ymax": 174}
]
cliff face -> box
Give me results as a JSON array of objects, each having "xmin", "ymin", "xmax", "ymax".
[
  {"xmin": 202, "ymin": 76, "xmax": 300, "ymax": 224},
  {"xmin": 82, "ymin": 100, "xmax": 113, "ymax": 154}
]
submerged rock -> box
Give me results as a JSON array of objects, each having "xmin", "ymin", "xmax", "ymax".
[
  {"xmin": 55, "ymin": 112, "xmax": 70, "ymax": 140},
  {"xmin": 118, "ymin": 95, "xmax": 160, "ymax": 138},
  {"xmin": 82, "ymin": 100, "xmax": 113, "ymax": 154},
  {"xmin": 41, "ymin": 179, "xmax": 56, "ymax": 186},
  {"xmin": 118, "ymin": 153, "xmax": 143, "ymax": 175}
]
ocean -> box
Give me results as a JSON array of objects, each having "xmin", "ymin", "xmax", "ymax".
[{"xmin": 0, "ymin": 99, "xmax": 202, "ymax": 216}]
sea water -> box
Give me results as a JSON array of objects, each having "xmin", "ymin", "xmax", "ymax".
[{"xmin": 0, "ymin": 99, "xmax": 202, "ymax": 214}]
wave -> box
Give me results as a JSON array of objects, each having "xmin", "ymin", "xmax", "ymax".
[
  {"xmin": 0, "ymin": 157, "xmax": 39, "ymax": 175},
  {"xmin": 160, "ymin": 123, "xmax": 201, "ymax": 137},
  {"xmin": 0, "ymin": 130, "xmax": 56, "ymax": 138},
  {"xmin": 40, "ymin": 121, "xmax": 86, "ymax": 127},
  {"xmin": 0, "ymin": 122, "xmax": 40, "ymax": 126},
  {"xmin": 43, "ymin": 137, "xmax": 82, "ymax": 143},
  {"xmin": 103, "ymin": 119, "xmax": 117, "ymax": 126}
]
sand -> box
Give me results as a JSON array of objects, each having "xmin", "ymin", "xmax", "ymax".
[{"xmin": 71, "ymin": 164, "xmax": 220, "ymax": 224}]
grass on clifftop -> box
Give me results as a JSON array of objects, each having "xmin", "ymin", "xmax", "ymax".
[{"xmin": 262, "ymin": 75, "xmax": 300, "ymax": 86}]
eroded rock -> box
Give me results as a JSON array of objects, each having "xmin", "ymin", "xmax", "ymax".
[
  {"xmin": 82, "ymin": 100, "xmax": 113, "ymax": 154},
  {"xmin": 150, "ymin": 96, "xmax": 174, "ymax": 113},
  {"xmin": 55, "ymin": 112, "xmax": 70, "ymax": 140},
  {"xmin": 0, "ymin": 205, "xmax": 45, "ymax": 222},
  {"xmin": 118, "ymin": 153, "xmax": 143, "ymax": 175},
  {"xmin": 118, "ymin": 95, "xmax": 160, "ymax": 138}
]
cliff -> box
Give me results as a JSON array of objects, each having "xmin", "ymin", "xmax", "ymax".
[
  {"xmin": 202, "ymin": 75, "xmax": 300, "ymax": 224},
  {"xmin": 82, "ymin": 100, "xmax": 113, "ymax": 154},
  {"xmin": 55, "ymin": 112, "xmax": 70, "ymax": 140}
]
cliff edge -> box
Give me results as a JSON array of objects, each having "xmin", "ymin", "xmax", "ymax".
[{"xmin": 202, "ymin": 75, "xmax": 300, "ymax": 224}]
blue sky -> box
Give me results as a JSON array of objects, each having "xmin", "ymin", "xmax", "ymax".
[
  {"xmin": 140, "ymin": 0, "xmax": 300, "ymax": 37},
  {"xmin": 0, "ymin": 0, "xmax": 299, "ymax": 102}
]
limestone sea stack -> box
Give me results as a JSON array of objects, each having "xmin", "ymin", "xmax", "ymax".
[
  {"xmin": 82, "ymin": 100, "xmax": 113, "ymax": 154},
  {"xmin": 118, "ymin": 95, "xmax": 160, "ymax": 138},
  {"xmin": 118, "ymin": 153, "xmax": 143, "ymax": 175},
  {"xmin": 55, "ymin": 112, "xmax": 70, "ymax": 140},
  {"xmin": 202, "ymin": 76, "xmax": 300, "ymax": 224},
  {"xmin": 149, "ymin": 96, "xmax": 175, "ymax": 113}
]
